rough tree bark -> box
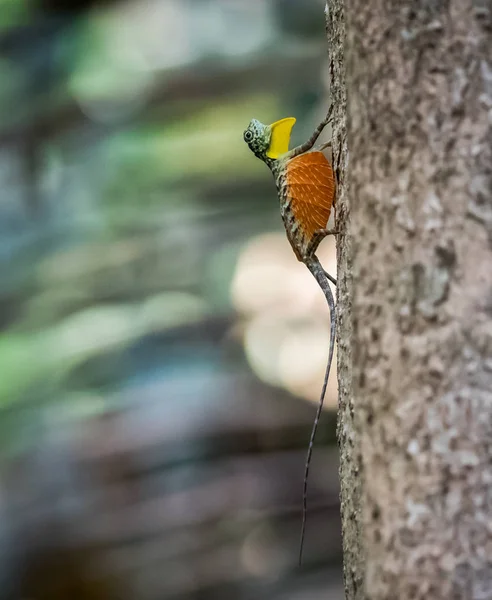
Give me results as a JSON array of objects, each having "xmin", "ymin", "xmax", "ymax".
[
  {"xmin": 328, "ymin": 0, "xmax": 492, "ymax": 598},
  {"xmin": 325, "ymin": 2, "xmax": 365, "ymax": 599}
]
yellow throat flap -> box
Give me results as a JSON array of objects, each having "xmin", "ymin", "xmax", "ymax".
[{"xmin": 266, "ymin": 117, "xmax": 296, "ymax": 159}]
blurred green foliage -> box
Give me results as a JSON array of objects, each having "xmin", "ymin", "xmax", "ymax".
[{"xmin": 0, "ymin": 0, "xmax": 326, "ymax": 429}]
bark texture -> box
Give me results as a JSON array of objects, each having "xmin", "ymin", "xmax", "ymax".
[
  {"xmin": 344, "ymin": 0, "xmax": 492, "ymax": 599},
  {"xmin": 325, "ymin": 2, "xmax": 365, "ymax": 599}
]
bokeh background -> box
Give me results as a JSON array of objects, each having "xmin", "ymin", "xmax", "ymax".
[{"xmin": 0, "ymin": 0, "xmax": 342, "ymax": 598}]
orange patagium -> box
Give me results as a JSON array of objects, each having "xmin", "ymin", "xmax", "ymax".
[
  {"xmin": 243, "ymin": 108, "xmax": 337, "ymax": 565},
  {"xmin": 243, "ymin": 112, "xmax": 336, "ymax": 268}
]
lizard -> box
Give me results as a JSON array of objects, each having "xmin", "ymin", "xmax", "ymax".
[{"xmin": 243, "ymin": 107, "xmax": 337, "ymax": 565}]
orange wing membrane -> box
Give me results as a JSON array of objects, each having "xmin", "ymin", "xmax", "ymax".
[{"xmin": 285, "ymin": 151, "xmax": 335, "ymax": 257}]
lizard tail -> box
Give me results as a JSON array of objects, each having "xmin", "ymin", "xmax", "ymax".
[{"xmin": 299, "ymin": 256, "xmax": 337, "ymax": 566}]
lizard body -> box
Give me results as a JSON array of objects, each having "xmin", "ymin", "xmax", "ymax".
[{"xmin": 243, "ymin": 109, "xmax": 337, "ymax": 564}]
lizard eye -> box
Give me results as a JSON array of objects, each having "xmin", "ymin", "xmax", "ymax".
[{"xmin": 244, "ymin": 130, "xmax": 253, "ymax": 142}]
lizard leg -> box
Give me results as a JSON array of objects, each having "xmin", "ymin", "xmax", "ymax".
[
  {"xmin": 288, "ymin": 104, "xmax": 333, "ymax": 158},
  {"xmin": 307, "ymin": 228, "xmax": 339, "ymax": 285},
  {"xmin": 314, "ymin": 226, "xmax": 340, "ymax": 237},
  {"xmin": 324, "ymin": 270, "xmax": 337, "ymax": 286},
  {"xmin": 305, "ymin": 227, "xmax": 340, "ymax": 257},
  {"xmin": 316, "ymin": 141, "xmax": 332, "ymax": 152}
]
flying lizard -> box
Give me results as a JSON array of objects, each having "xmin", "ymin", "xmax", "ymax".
[{"xmin": 243, "ymin": 107, "xmax": 337, "ymax": 565}]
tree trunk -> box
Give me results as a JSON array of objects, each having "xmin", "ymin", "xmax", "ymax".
[
  {"xmin": 331, "ymin": 0, "xmax": 492, "ymax": 598},
  {"xmin": 325, "ymin": 2, "xmax": 365, "ymax": 599}
]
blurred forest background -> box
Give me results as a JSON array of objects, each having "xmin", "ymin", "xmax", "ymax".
[{"xmin": 0, "ymin": 0, "xmax": 342, "ymax": 598}]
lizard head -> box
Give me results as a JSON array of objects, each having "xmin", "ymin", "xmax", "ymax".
[{"xmin": 244, "ymin": 117, "xmax": 296, "ymax": 162}]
